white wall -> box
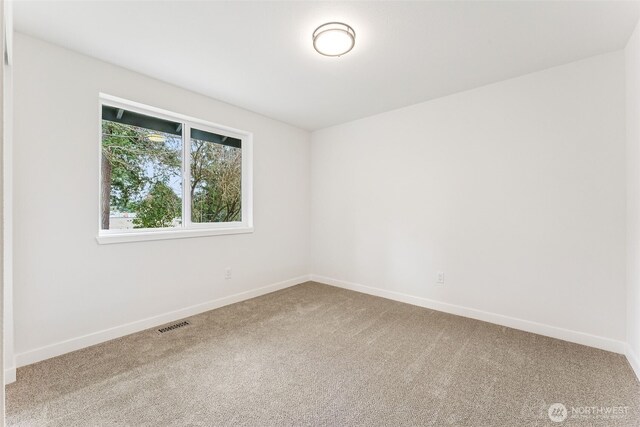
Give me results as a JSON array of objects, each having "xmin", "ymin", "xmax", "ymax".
[
  {"xmin": 311, "ymin": 52, "xmax": 627, "ymax": 351},
  {"xmin": 625, "ymin": 21, "xmax": 640, "ymax": 377},
  {"xmin": 3, "ymin": 0, "xmax": 13, "ymax": 384},
  {"xmin": 12, "ymin": 33, "xmax": 310, "ymax": 365},
  {"xmin": 1, "ymin": 0, "xmax": 6, "ymax": 413}
]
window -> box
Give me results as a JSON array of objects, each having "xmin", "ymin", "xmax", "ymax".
[{"xmin": 98, "ymin": 94, "xmax": 253, "ymax": 244}]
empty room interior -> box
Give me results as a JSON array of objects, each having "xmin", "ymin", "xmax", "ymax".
[{"xmin": 3, "ymin": 0, "xmax": 640, "ymax": 425}]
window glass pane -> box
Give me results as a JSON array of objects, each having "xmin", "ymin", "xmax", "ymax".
[
  {"xmin": 101, "ymin": 110, "xmax": 183, "ymax": 230},
  {"xmin": 190, "ymin": 128, "xmax": 242, "ymax": 223}
]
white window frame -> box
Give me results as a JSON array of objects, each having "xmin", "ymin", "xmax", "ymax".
[{"xmin": 96, "ymin": 93, "xmax": 253, "ymax": 244}]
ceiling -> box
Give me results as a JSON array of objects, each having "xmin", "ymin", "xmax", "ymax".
[{"xmin": 13, "ymin": 1, "xmax": 640, "ymax": 131}]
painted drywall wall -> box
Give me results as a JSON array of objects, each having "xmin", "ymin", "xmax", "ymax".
[
  {"xmin": 0, "ymin": 0, "xmax": 6, "ymax": 410},
  {"xmin": 3, "ymin": 0, "xmax": 13, "ymax": 384},
  {"xmin": 625, "ymin": 21, "xmax": 640, "ymax": 377},
  {"xmin": 12, "ymin": 33, "xmax": 310, "ymax": 364},
  {"xmin": 311, "ymin": 52, "xmax": 627, "ymax": 349}
]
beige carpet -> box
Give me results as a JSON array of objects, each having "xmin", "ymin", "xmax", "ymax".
[{"xmin": 6, "ymin": 282, "xmax": 640, "ymax": 426}]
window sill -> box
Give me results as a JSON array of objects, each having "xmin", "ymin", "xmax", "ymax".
[{"xmin": 96, "ymin": 226, "xmax": 254, "ymax": 245}]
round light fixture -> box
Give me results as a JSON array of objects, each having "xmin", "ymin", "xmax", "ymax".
[
  {"xmin": 147, "ymin": 133, "xmax": 166, "ymax": 143},
  {"xmin": 312, "ymin": 22, "xmax": 355, "ymax": 57}
]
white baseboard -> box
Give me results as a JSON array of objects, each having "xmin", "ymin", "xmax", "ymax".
[
  {"xmin": 626, "ymin": 345, "xmax": 640, "ymax": 382},
  {"xmin": 15, "ymin": 275, "xmax": 311, "ymax": 368},
  {"xmin": 12, "ymin": 274, "xmax": 631, "ymax": 374},
  {"xmin": 310, "ymin": 274, "xmax": 627, "ymax": 354},
  {"xmin": 5, "ymin": 366, "xmax": 16, "ymax": 384}
]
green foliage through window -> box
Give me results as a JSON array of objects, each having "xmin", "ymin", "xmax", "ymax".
[
  {"xmin": 101, "ymin": 106, "xmax": 243, "ymax": 231},
  {"xmin": 191, "ymin": 138, "xmax": 242, "ymax": 223}
]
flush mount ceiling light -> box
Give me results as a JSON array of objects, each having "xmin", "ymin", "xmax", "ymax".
[{"xmin": 312, "ymin": 22, "xmax": 356, "ymax": 57}]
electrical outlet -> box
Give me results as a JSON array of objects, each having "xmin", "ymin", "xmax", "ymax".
[
  {"xmin": 225, "ymin": 268, "xmax": 232, "ymax": 280},
  {"xmin": 436, "ymin": 271, "xmax": 445, "ymax": 285}
]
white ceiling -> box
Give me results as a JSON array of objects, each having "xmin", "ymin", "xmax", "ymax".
[{"xmin": 14, "ymin": 1, "xmax": 640, "ymax": 130}]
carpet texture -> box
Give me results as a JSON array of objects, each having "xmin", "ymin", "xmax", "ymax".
[{"xmin": 6, "ymin": 282, "xmax": 640, "ymax": 426}]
